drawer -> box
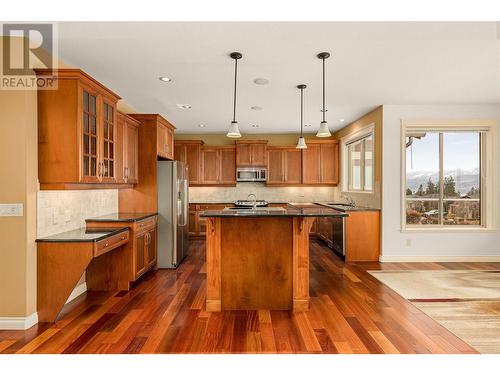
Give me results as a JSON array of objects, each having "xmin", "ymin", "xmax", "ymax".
[
  {"xmin": 94, "ymin": 230, "xmax": 130, "ymax": 258},
  {"xmin": 134, "ymin": 216, "xmax": 157, "ymax": 233}
]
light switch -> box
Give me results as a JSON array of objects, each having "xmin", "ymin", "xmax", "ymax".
[{"xmin": 0, "ymin": 203, "xmax": 24, "ymax": 217}]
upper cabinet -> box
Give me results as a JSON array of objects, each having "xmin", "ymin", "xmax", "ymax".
[
  {"xmin": 302, "ymin": 140, "xmax": 339, "ymax": 185},
  {"xmin": 267, "ymin": 147, "xmax": 302, "ymax": 185},
  {"xmin": 116, "ymin": 111, "xmax": 140, "ymax": 184},
  {"xmin": 174, "ymin": 140, "xmax": 204, "ymax": 184},
  {"xmin": 235, "ymin": 140, "xmax": 268, "ymax": 167},
  {"xmin": 128, "ymin": 114, "xmax": 176, "ymax": 161},
  {"xmin": 201, "ymin": 146, "xmax": 236, "ymax": 186},
  {"xmin": 36, "ymin": 69, "xmax": 129, "ymax": 190},
  {"xmin": 267, "ymin": 140, "xmax": 339, "ymax": 186},
  {"xmin": 157, "ymin": 120, "xmax": 174, "ymax": 160}
]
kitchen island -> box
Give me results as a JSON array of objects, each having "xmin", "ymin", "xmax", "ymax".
[{"xmin": 200, "ymin": 206, "xmax": 347, "ymax": 312}]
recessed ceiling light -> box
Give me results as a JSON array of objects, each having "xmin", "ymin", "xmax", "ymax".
[
  {"xmin": 253, "ymin": 78, "xmax": 269, "ymax": 85},
  {"xmin": 339, "ymin": 118, "xmax": 345, "ymax": 123},
  {"xmin": 176, "ymin": 104, "xmax": 191, "ymax": 109},
  {"xmin": 305, "ymin": 124, "xmax": 312, "ymax": 127},
  {"xmin": 198, "ymin": 124, "xmax": 205, "ymax": 128},
  {"xmin": 251, "ymin": 106, "xmax": 263, "ymax": 111},
  {"xmin": 251, "ymin": 124, "xmax": 259, "ymax": 128},
  {"xmin": 159, "ymin": 77, "xmax": 172, "ymax": 82}
]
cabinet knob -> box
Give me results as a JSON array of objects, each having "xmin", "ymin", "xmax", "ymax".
[{"xmin": 104, "ymin": 243, "xmax": 109, "ymax": 247}]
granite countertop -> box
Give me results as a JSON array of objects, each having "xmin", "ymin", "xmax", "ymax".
[
  {"xmin": 36, "ymin": 227, "xmax": 129, "ymax": 243},
  {"xmin": 85, "ymin": 212, "xmax": 158, "ymax": 223},
  {"xmin": 200, "ymin": 206, "xmax": 348, "ymax": 218},
  {"xmin": 189, "ymin": 202, "xmax": 291, "ymax": 205},
  {"xmin": 314, "ymin": 202, "xmax": 381, "ymax": 212}
]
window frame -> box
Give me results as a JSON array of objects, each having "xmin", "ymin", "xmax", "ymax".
[
  {"xmin": 401, "ymin": 120, "xmax": 498, "ymax": 233},
  {"xmin": 341, "ymin": 125, "xmax": 375, "ymax": 194}
]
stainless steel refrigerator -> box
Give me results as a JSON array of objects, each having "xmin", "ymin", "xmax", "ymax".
[{"xmin": 157, "ymin": 160, "xmax": 189, "ymax": 268}]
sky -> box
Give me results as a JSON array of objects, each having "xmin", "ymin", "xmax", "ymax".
[{"xmin": 406, "ymin": 132, "xmax": 480, "ymax": 173}]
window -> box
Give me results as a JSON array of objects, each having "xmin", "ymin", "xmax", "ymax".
[
  {"xmin": 404, "ymin": 127, "xmax": 487, "ymax": 228},
  {"xmin": 346, "ymin": 134, "xmax": 373, "ymax": 192}
]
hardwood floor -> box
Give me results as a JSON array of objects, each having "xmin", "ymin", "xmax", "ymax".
[{"xmin": 1, "ymin": 240, "xmax": 493, "ymax": 354}]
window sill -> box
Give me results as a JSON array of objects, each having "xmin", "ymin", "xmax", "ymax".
[
  {"xmin": 341, "ymin": 190, "xmax": 375, "ymax": 195},
  {"xmin": 401, "ymin": 226, "xmax": 498, "ymax": 234}
]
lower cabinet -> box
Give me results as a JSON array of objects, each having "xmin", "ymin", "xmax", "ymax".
[
  {"xmin": 86, "ymin": 215, "xmax": 158, "ymax": 288},
  {"xmin": 135, "ymin": 226, "xmax": 157, "ymax": 277}
]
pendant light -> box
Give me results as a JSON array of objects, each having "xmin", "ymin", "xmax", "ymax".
[
  {"xmin": 226, "ymin": 52, "xmax": 243, "ymax": 138},
  {"xmin": 316, "ymin": 52, "xmax": 331, "ymax": 137},
  {"xmin": 296, "ymin": 84, "xmax": 307, "ymax": 149}
]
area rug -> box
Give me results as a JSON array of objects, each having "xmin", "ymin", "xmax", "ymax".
[{"xmin": 369, "ymin": 270, "xmax": 500, "ymax": 354}]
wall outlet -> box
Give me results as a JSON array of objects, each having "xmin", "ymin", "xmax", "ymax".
[
  {"xmin": 0, "ymin": 203, "xmax": 23, "ymax": 217},
  {"xmin": 405, "ymin": 239, "xmax": 412, "ymax": 247}
]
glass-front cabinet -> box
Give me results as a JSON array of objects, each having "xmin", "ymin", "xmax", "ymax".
[
  {"xmin": 81, "ymin": 88, "xmax": 99, "ymax": 182},
  {"xmin": 79, "ymin": 86, "xmax": 118, "ymax": 183}
]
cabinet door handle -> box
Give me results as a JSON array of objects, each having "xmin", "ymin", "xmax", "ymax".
[
  {"xmin": 104, "ymin": 243, "xmax": 109, "ymax": 247},
  {"xmin": 124, "ymin": 166, "xmax": 129, "ymax": 179}
]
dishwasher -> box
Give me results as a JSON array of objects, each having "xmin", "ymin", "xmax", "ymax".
[{"xmin": 331, "ymin": 215, "xmax": 346, "ymax": 258}]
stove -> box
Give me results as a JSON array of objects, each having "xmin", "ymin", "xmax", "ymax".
[{"xmin": 234, "ymin": 199, "xmax": 269, "ymax": 207}]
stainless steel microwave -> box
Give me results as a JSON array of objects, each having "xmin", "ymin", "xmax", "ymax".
[{"xmin": 236, "ymin": 168, "xmax": 267, "ymax": 182}]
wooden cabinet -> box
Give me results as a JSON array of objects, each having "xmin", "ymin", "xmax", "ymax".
[
  {"xmin": 174, "ymin": 140, "xmax": 203, "ymax": 184},
  {"xmin": 129, "ymin": 114, "xmax": 176, "ymax": 161},
  {"xmin": 200, "ymin": 146, "xmax": 236, "ymax": 186},
  {"xmin": 157, "ymin": 121, "xmax": 174, "ymax": 160},
  {"xmin": 302, "ymin": 140, "xmax": 339, "ymax": 185},
  {"xmin": 116, "ymin": 111, "xmax": 139, "ymax": 184},
  {"xmin": 235, "ymin": 140, "xmax": 268, "ymax": 167},
  {"xmin": 344, "ymin": 210, "xmax": 380, "ymax": 262},
  {"xmin": 36, "ymin": 69, "xmax": 127, "ymax": 189},
  {"xmin": 86, "ymin": 215, "xmax": 158, "ymax": 287},
  {"xmin": 134, "ymin": 227, "xmax": 157, "ymax": 278},
  {"xmin": 267, "ymin": 147, "xmax": 302, "ymax": 185}
]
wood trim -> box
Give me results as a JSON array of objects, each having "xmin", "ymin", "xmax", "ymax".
[
  {"xmin": 35, "ymin": 68, "xmax": 121, "ymax": 100},
  {"xmin": 206, "ymin": 217, "xmax": 221, "ymax": 312},
  {"xmin": 292, "ymin": 217, "xmax": 314, "ymax": 312},
  {"xmin": 234, "ymin": 140, "xmax": 268, "ymax": 144}
]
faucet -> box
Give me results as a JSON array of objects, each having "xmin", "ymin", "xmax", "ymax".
[
  {"xmin": 342, "ymin": 195, "xmax": 356, "ymax": 207},
  {"xmin": 247, "ymin": 193, "xmax": 257, "ymax": 210}
]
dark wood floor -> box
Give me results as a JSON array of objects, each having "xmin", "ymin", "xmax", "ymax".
[{"xmin": 2, "ymin": 239, "xmax": 497, "ymax": 354}]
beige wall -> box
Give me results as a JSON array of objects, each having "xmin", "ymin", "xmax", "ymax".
[
  {"xmin": 0, "ymin": 36, "xmax": 135, "ymax": 321},
  {"xmin": 0, "ymin": 39, "xmax": 38, "ymax": 317},
  {"xmin": 332, "ymin": 106, "xmax": 383, "ymax": 209}
]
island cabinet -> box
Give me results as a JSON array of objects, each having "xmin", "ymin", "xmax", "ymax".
[
  {"xmin": 174, "ymin": 140, "xmax": 204, "ymax": 184},
  {"xmin": 36, "ymin": 69, "xmax": 130, "ymax": 190},
  {"xmin": 200, "ymin": 146, "xmax": 236, "ymax": 186},
  {"xmin": 302, "ymin": 140, "xmax": 339, "ymax": 185},
  {"xmin": 235, "ymin": 140, "xmax": 268, "ymax": 167},
  {"xmin": 116, "ymin": 111, "xmax": 140, "ymax": 184},
  {"xmin": 267, "ymin": 147, "xmax": 302, "ymax": 185}
]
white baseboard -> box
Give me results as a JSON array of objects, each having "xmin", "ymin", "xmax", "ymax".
[
  {"xmin": 379, "ymin": 255, "xmax": 500, "ymax": 263},
  {"xmin": 0, "ymin": 312, "xmax": 38, "ymax": 330},
  {"xmin": 66, "ymin": 282, "xmax": 87, "ymax": 304}
]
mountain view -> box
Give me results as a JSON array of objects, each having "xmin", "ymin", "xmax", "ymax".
[{"xmin": 406, "ymin": 168, "xmax": 480, "ymax": 196}]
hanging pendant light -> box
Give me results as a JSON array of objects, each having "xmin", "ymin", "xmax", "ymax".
[
  {"xmin": 296, "ymin": 84, "xmax": 308, "ymax": 149},
  {"xmin": 226, "ymin": 52, "xmax": 243, "ymax": 138},
  {"xmin": 316, "ymin": 52, "xmax": 331, "ymax": 137}
]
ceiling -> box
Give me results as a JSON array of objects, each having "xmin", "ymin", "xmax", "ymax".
[{"xmin": 58, "ymin": 22, "xmax": 500, "ymax": 134}]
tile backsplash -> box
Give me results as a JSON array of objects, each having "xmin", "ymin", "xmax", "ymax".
[
  {"xmin": 189, "ymin": 183, "xmax": 339, "ymax": 203},
  {"xmin": 37, "ymin": 189, "xmax": 118, "ymax": 237}
]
